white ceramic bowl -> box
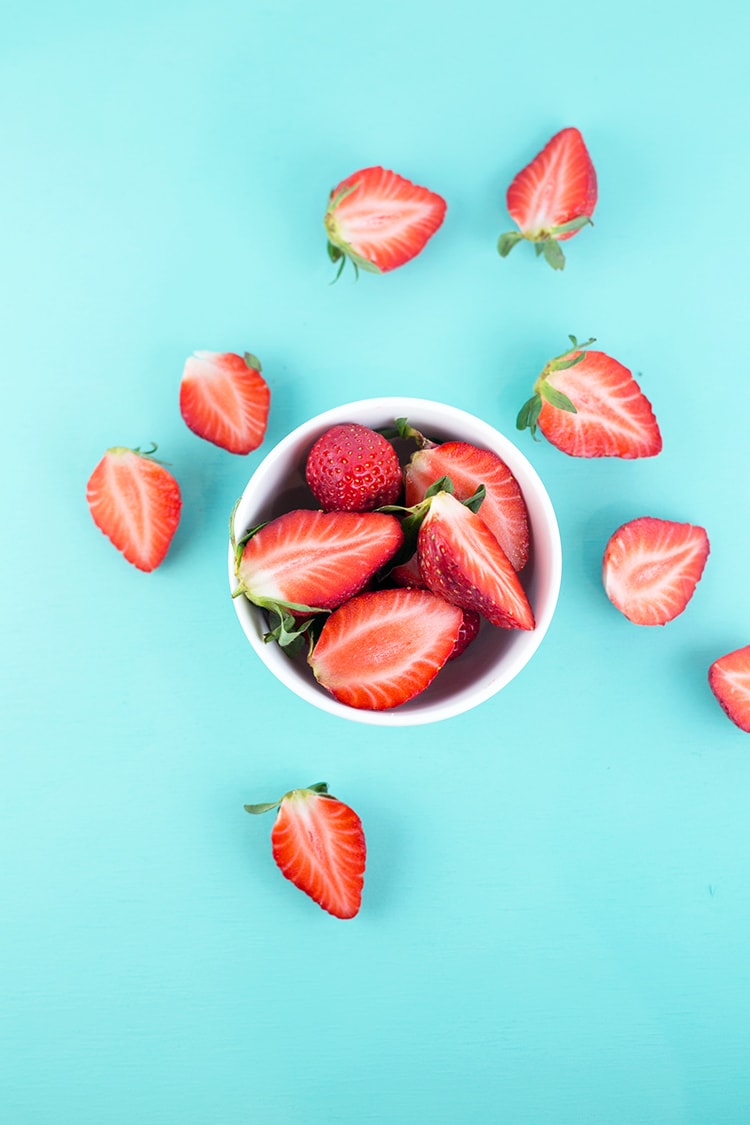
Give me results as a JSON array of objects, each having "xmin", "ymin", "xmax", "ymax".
[{"xmin": 229, "ymin": 397, "xmax": 561, "ymax": 726}]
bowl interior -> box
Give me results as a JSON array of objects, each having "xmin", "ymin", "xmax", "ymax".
[{"xmin": 229, "ymin": 397, "xmax": 562, "ymax": 726}]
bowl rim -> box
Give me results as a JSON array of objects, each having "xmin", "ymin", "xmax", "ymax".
[{"xmin": 228, "ymin": 396, "xmax": 562, "ymax": 726}]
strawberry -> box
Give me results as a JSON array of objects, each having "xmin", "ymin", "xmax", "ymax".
[
  {"xmin": 180, "ymin": 351, "xmax": 270, "ymax": 454},
  {"xmin": 309, "ymin": 588, "xmax": 464, "ymax": 710},
  {"xmin": 86, "ymin": 444, "xmax": 182, "ymax": 572},
  {"xmin": 245, "ymin": 782, "xmax": 366, "ymax": 919},
  {"xmin": 602, "ymin": 517, "xmax": 710, "ymax": 625},
  {"xmin": 305, "ymin": 423, "xmax": 402, "ymax": 512},
  {"xmin": 404, "ymin": 440, "xmax": 530, "ymax": 571},
  {"xmin": 708, "ymin": 646, "xmax": 750, "ymax": 733},
  {"xmin": 233, "ymin": 508, "xmax": 403, "ymax": 619},
  {"xmin": 517, "ymin": 336, "xmax": 662, "ymax": 459},
  {"xmin": 498, "ymin": 126, "xmax": 597, "ymax": 270},
  {"xmin": 418, "ymin": 490, "xmax": 534, "ymax": 630},
  {"xmin": 448, "ymin": 609, "xmax": 482, "ymax": 661},
  {"xmin": 388, "ymin": 552, "xmax": 482, "ymax": 661},
  {"xmin": 324, "ymin": 166, "xmax": 447, "ymax": 278},
  {"xmin": 388, "ymin": 551, "xmax": 424, "ymax": 589}
]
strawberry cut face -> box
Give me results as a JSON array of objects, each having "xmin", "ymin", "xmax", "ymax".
[
  {"xmin": 404, "ymin": 440, "xmax": 530, "ymax": 571},
  {"xmin": 708, "ymin": 646, "xmax": 750, "ymax": 733},
  {"xmin": 507, "ymin": 127, "xmax": 597, "ymax": 239},
  {"xmin": 602, "ymin": 516, "xmax": 710, "ymax": 626},
  {"xmin": 245, "ymin": 783, "xmax": 366, "ymax": 919},
  {"xmin": 309, "ymin": 588, "xmax": 464, "ymax": 711},
  {"xmin": 418, "ymin": 490, "xmax": 534, "ymax": 630},
  {"xmin": 86, "ymin": 445, "xmax": 182, "ymax": 572},
  {"xmin": 498, "ymin": 127, "xmax": 597, "ymax": 269},
  {"xmin": 325, "ymin": 166, "xmax": 447, "ymax": 277},
  {"xmin": 517, "ymin": 339, "xmax": 663, "ymax": 459},
  {"xmin": 180, "ymin": 351, "xmax": 270, "ymax": 455},
  {"xmin": 234, "ymin": 509, "xmax": 403, "ymax": 615}
]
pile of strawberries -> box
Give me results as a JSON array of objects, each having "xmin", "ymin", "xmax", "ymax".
[
  {"xmin": 85, "ymin": 126, "xmax": 750, "ymax": 920},
  {"xmin": 232, "ymin": 421, "xmax": 534, "ymax": 711}
]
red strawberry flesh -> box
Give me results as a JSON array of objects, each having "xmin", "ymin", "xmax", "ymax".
[
  {"xmin": 325, "ymin": 166, "xmax": 446, "ymax": 274},
  {"xmin": 86, "ymin": 446, "xmax": 182, "ymax": 572},
  {"xmin": 708, "ymin": 646, "xmax": 750, "ymax": 733},
  {"xmin": 235, "ymin": 509, "xmax": 403, "ymax": 612},
  {"xmin": 418, "ymin": 491, "xmax": 534, "ymax": 630},
  {"xmin": 602, "ymin": 516, "xmax": 710, "ymax": 625},
  {"xmin": 271, "ymin": 787, "xmax": 366, "ymax": 919},
  {"xmin": 180, "ymin": 351, "xmax": 270, "ymax": 455},
  {"xmin": 388, "ymin": 551, "xmax": 482, "ymax": 661},
  {"xmin": 507, "ymin": 126, "xmax": 597, "ymax": 240},
  {"xmin": 404, "ymin": 440, "xmax": 530, "ymax": 571},
  {"xmin": 309, "ymin": 588, "xmax": 463, "ymax": 710},
  {"xmin": 534, "ymin": 347, "xmax": 662, "ymax": 459}
]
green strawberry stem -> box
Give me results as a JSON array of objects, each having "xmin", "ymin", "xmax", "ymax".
[
  {"xmin": 517, "ymin": 335, "xmax": 597, "ymax": 437},
  {"xmin": 378, "ymin": 479, "xmax": 485, "ymax": 575},
  {"xmin": 244, "ymin": 782, "xmax": 329, "ymax": 815},
  {"xmin": 498, "ymin": 216, "xmax": 593, "ymax": 270},
  {"xmin": 263, "ymin": 608, "xmax": 326, "ymax": 654},
  {"xmin": 377, "ymin": 417, "xmax": 437, "ymax": 449}
]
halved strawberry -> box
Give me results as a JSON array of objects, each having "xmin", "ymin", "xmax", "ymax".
[
  {"xmin": 245, "ymin": 782, "xmax": 366, "ymax": 919},
  {"xmin": 324, "ymin": 166, "xmax": 447, "ymax": 278},
  {"xmin": 418, "ymin": 490, "xmax": 534, "ymax": 630},
  {"xmin": 517, "ymin": 336, "xmax": 662, "ymax": 459},
  {"xmin": 404, "ymin": 440, "xmax": 530, "ymax": 571},
  {"xmin": 708, "ymin": 646, "xmax": 750, "ymax": 733},
  {"xmin": 233, "ymin": 509, "xmax": 403, "ymax": 617},
  {"xmin": 602, "ymin": 516, "xmax": 710, "ymax": 625},
  {"xmin": 309, "ymin": 588, "xmax": 463, "ymax": 710},
  {"xmin": 86, "ymin": 444, "xmax": 182, "ymax": 572},
  {"xmin": 498, "ymin": 127, "xmax": 597, "ymax": 269},
  {"xmin": 388, "ymin": 552, "xmax": 482, "ymax": 661},
  {"xmin": 180, "ymin": 351, "xmax": 270, "ymax": 454},
  {"xmin": 306, "ymin": 423, "xmax": 402, "ymax": 511}
]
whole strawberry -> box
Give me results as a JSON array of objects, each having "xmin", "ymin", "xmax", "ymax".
[{"xmin": 305, "ymin": 423, "xmax": 402, "ymax": 512}]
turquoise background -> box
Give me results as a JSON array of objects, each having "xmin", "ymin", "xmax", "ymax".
[{"xmin": 3, "ymin": 1, "xmax": 750, "ymax": 1122}]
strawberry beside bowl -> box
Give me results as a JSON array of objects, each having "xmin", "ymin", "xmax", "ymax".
[{"xmin": 229, "ymin": 397, "xmax": 562, "ymax": 726}]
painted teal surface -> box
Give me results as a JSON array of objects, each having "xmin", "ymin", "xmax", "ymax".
[{"xmin": 2, "ymin": 1, "xmax": 750, "ymax": 1122}]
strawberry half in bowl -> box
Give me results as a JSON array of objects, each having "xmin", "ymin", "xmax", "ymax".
[{"xmin": 229, "ymin": 398, "xmax": 562, "ymax": 726}]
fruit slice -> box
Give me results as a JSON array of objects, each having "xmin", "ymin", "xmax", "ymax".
[
  {"xmin": 602, "ymin": 516, "xmax": 710, "ymax": 625},
  {"xmin": 388, "ymin": 553, "xmax": 482, "ymax": 661},
  {"xmin": 180, "ymin": 351, "xmax": 270, "ymax": 454},
  {"xmin": 517, "ymin": 336, "xmax": 662, "ymax": 459},
  {"xmin": 309, "ymin": 588, "xmax": 463, "ymax": 710},
  {"xmin": 86, "ymin": 444, "xmax": 182, "ymax": 572},
  {"xmin": 305, "ymin": 423, "xmax": 402, "ymax": 511},
  {"xmin": 708, "ymin": 647, "xmax": 750, "ymax": 733},
  {"xmin": 418, "ymin": 490, "xmax": 534, "ymax": 630},
  {"xmin": 234, "ymin": 509, "xmax": 403, "ymax": 615},
  {"xmin": 324, "ymin": 166, "xmax": 447, "ymax": 278},
  {"xmin": 245, "ymin": 782, "xmax": 366, "ymax": 918},
  {"xmin": 498, "ymin": 127, "xmax": 597, "ymax": 269},
  {"xmin": 404, "ymin": 440, "xmax": 530, "ymax": 571}
]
